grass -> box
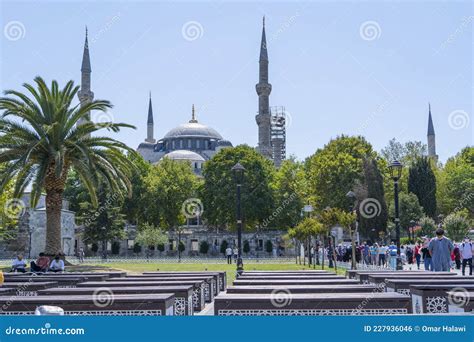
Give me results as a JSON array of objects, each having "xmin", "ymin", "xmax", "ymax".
[{"xmin": 90, "ymin": 262, "xmax": 347, "ymax": 285}]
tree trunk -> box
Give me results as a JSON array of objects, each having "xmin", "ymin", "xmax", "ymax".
[{"xmin": 45, "ymin": 189, "xmax": 63, "ymax": 255}]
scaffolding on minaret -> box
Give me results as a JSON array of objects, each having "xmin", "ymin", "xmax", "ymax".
[{"xmin": 270, "ymin": 106, "xmax": 287, "ymax": 168}]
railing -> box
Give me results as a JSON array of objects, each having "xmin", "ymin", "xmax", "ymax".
[{"xmin": 0, "ymin": 256, "xmax": 296, "ymax": 266}]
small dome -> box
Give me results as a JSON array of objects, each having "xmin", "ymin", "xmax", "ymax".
[
  {"xmin": 163, "ymin": 122, "xmax": 223, "ymax": 140},
  {"xmin": 160, "ymin": 150, "xmax": 205, "ymax": 162}
]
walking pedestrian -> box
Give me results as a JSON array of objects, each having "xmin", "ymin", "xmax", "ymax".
[
  {"xmin": 461, "ymin": 237, "xmax": 473, "ymax": 276},
  {"xmin": 414, "ymin": 241, "xmax": 422, "ymax": 270},
  {"xmin": 428, "ymin": 228, "xmax": 454, "ymax": 272}
]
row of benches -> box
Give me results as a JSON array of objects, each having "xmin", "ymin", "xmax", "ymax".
[
  {"xmin": 0, "ymin": 271, "xmax": 227, "ymax": 316},
  {"xmin": 214, "ymin": 270, "xmax": 474, "ymax": 315}
]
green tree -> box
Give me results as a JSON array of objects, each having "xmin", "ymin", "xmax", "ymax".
[
  {"xmin": 381, "ymin": 138, "xmax": 427, "ymax": 167},
  {"xmin": 269, "ymin": 158, "xmax": 305, "ymax": 230},
  {"xmin": 0, "ymin": 77, "xmax": 136, "ymax": 254},
  {"xmin": 199, "ymin": 241, "xmax": 209, "ymax": 254},
  {"xmin": 357, "ymin": 158, "xmax": 388, "ymax": 240},
  {"xmin": 135, "ymin": 223, "xmax": 168, "ymax": 256},
  {"xmin": 437, "ymin": 147, "xmax": 473, "ymax": 218},
  {"xmin": 143, "ymin": 158, "xmax": 199, "ymax": 229},
  {"xmin": 408, "ymin": 156, "xmax": 437, "ymax": 218},
  {"xmin": 201, "ymin": 145, "xmax": 274, "ymax": 229},
  {"xmin": 444, "ymin": 210, "xmax": 471, "ymax": 242},
  {"xmin": 418, "ymin": 215, "xmax": 436, "ymax": 237},
  {"xmin": 243, "ymin": 240, "xmax": 250, "ymax": 254},
  {"xmin": 0, "ymin": 164, "xmax": 18, "ymax": 240},
  {"xmin": 265, "ymin": 240, "xmax": 273, "ymax": 254},
  {"xmin": 220, "ymin": 240, "xmax": 228, "ymax": 255},
  {"xmin": 389, "ymin": 192, "xmax": 424, "ymax": 236},
  {"xmin": 305, "ymin": 135, "xmax": 376, "ymax": 211},
  {"xmin": 121, "ymin": 153, "xmax": 152, "ymax": 225}
]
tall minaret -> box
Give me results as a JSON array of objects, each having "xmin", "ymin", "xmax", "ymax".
[
  {"xmin": 77, "ymin": 27, "xmax": 94, "ymax": 126},
  {"xmin": 255, "ymin": 16, "xmax": 272, "ymax": 159},
  {"xmin": 145, "ymin": 92, "xmax": 155, "ymax": 143},
  {"xmin": 427, "ymin": 103, "xmax": 438, "ymax": 162}
]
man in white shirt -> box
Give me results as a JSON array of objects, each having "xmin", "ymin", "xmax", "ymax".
[
  {"xmin": 49, "ymin": 255, "xmax": 65, "ymax": 273},
  {"xmin": 11, "ymin": 255, "xmax": 27, "ymax": 273},
  {"xmin": 461, "ymin": 237, "xmax": 473, "ymax": 276},
  {"xmin": 225, "ymin": 247, "xmax": 233, "ymax": 264}
]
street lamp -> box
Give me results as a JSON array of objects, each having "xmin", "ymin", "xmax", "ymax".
[
  {"xmin": 101, "ymin": 227, "xmax": 107, "ymax": 261},
  {"xmin": 346, "ymin": 191, "xmax": 358, "ymax": 270},
  {"xmin": 232, "ymin": 162, "xmax": 245, "ymax": 277},
  {"xmin": 389, "ymin": 160, "xmax": 403, "ymax": 270}
]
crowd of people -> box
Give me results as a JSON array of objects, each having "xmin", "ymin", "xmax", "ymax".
[
  {"xmin": 10, "ymin": 253, "xmax": 65, "ymax": 273},
  {"xmin": 330, "ymin": 228, "xmax": 472, "ymax": 273}
]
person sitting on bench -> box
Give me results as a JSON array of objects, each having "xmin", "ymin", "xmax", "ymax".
[
  {"xmin": 11, "ymin": 255, "xmax": 27, "ymax": 273},
  {"xmin": 49, "ymin": 255, "xmax": 65, "ymax": 273},
  {"xmin": 30, "ymin": 253, "xmax": 50, "ymax": 273}
]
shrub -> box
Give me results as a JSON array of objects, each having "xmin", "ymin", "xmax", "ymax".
[
  {"xmin": 199, "ymin": 241, "xmax": 209, "ymax": 254},
  {"xmin": 265, "ymin": 240, "xmax": 273, "ymax": 254},
  {"xmin": 243, "ymin": 240, "xmax": 250, "ymax": 254},
  {"xmin": 220, "ymin": 240, "xmax": 228, "ymax": 254},
  {"xmin": 157, "ymin": 243, "xmax": 165, "ymax": 253},
  {"xmin": 91, "ymin": 243, "xmax": 99, "ymax": 253},
  {"xmin": 111, "ymin": 241, "xmax": 120, "ymax": 255},
  {"xmin": 133, "ymin": 243, "xmax": 142, "ymax": 254},
  {"xmin": 178, "ymin": 241, "xmax": 186, "ymax": 253}
]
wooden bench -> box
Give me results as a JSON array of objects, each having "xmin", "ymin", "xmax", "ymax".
[
  {"xmin": 233, "ymin": 279, "xmax": 360, "ymax": 286},
  {"xmin": 111, "ymin": 276, "xmax": 216, "ymax": 302},
  {"xmin": 227, "ymin": 284, "xmax": 382, "ymax": 294},
  {"xmin": 447, "ymin": 291, "xmax": 474, "ymax": 314},
  {"xmin": 243, "ymin": 271, "xmax": 330, "ymax": 275},
  {"xmin": 38, "ymin": 285, "xmax": 194, "ymax": 315},
  {"xmin": 0, "ymin": 282, "xmax": 58, "ymax": 296},
  {"xmin": 3, "ymin": 276, "xmax": 85, "ymax": 288},
  {"xmin": 346, "ymin": 270, "xmax": 413, "ymax": 279},
  {"xmin": 3, "ymin": 271, "xmax": 125, "ymax": 278},
  {"xmin": 214, "ymin": 292, "xmax": 411, "ymax": 315},
  {"xmin": 355, "ymin": 271, "xmax": 453, "ymax": 284},
  {"xmin": 0, "ymin": 294, "xmax": 175, "ymax": 316},
  {"xmin": 367, "ymin": 273, "xmax": 457, "ymax": 286},
  {"xmin": 143, "ymin": 272, "xmax": 227, "ymax": 291},
  {"xmin": 386, "ymin": 278, "xmax": 474, "ymax": 295},
  {"xmin": 237, "ymin": 275, "xmax": 343, "ymax": 280},
  {"xmin": 77, "ymin": 280, "xmax": 206, "ymax": 311},
  {"xmin": 5, "ymin": 274, "xmax": 108, "ymax": 282},
  {"xmin": 410, "ymin": 284, "xmax": 474, "ymax": 314}
]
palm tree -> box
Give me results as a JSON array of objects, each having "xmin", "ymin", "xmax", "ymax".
[{"xmin": 0, "ymin": 77, "xmax": 136, "ymax": 255}]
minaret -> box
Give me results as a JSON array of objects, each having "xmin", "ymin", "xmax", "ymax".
[
  {"xmin": 255, "ymin": 16, "xmax": 272, "ymax": 159},
  {"xmin": 145, "ymin": 92, "xmax": 155, "ymax": 143},
  {"xmin": 427, "ymin": 103, "xmax": 438, "ymax": 162},
  {"xmin": 77, "ymin": 27, "xmax": 94, "ymax": 127}
]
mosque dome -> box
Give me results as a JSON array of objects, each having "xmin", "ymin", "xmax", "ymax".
[{"xmin": 160, "ymin": 150, "xmax": 206, "ymax": 162}]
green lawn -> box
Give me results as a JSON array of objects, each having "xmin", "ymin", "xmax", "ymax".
[{"xmin": 91, "ymin": 262, "xmax": 346, "ymax": 285}]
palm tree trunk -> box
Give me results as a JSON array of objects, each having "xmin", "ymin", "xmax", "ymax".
[{"xmin": 45, "ymin": 189, "xmax": 63, "ymax": 255}]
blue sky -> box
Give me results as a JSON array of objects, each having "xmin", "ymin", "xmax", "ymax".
[{"xmin": 1, "ymin": 0, "xmax": 472, "ymax": 163}]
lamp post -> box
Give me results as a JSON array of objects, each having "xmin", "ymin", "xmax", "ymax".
[
  {"xmin": 346, "ymin": 191, "xmax": 358, "ymax": 270},
  {"xmin": 389, "ymin": 160, "xmax": 403, "ymax": 271},
  {"xmin": 232, "ymin": 162, "xmax": 245, "ymax": 276}
]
